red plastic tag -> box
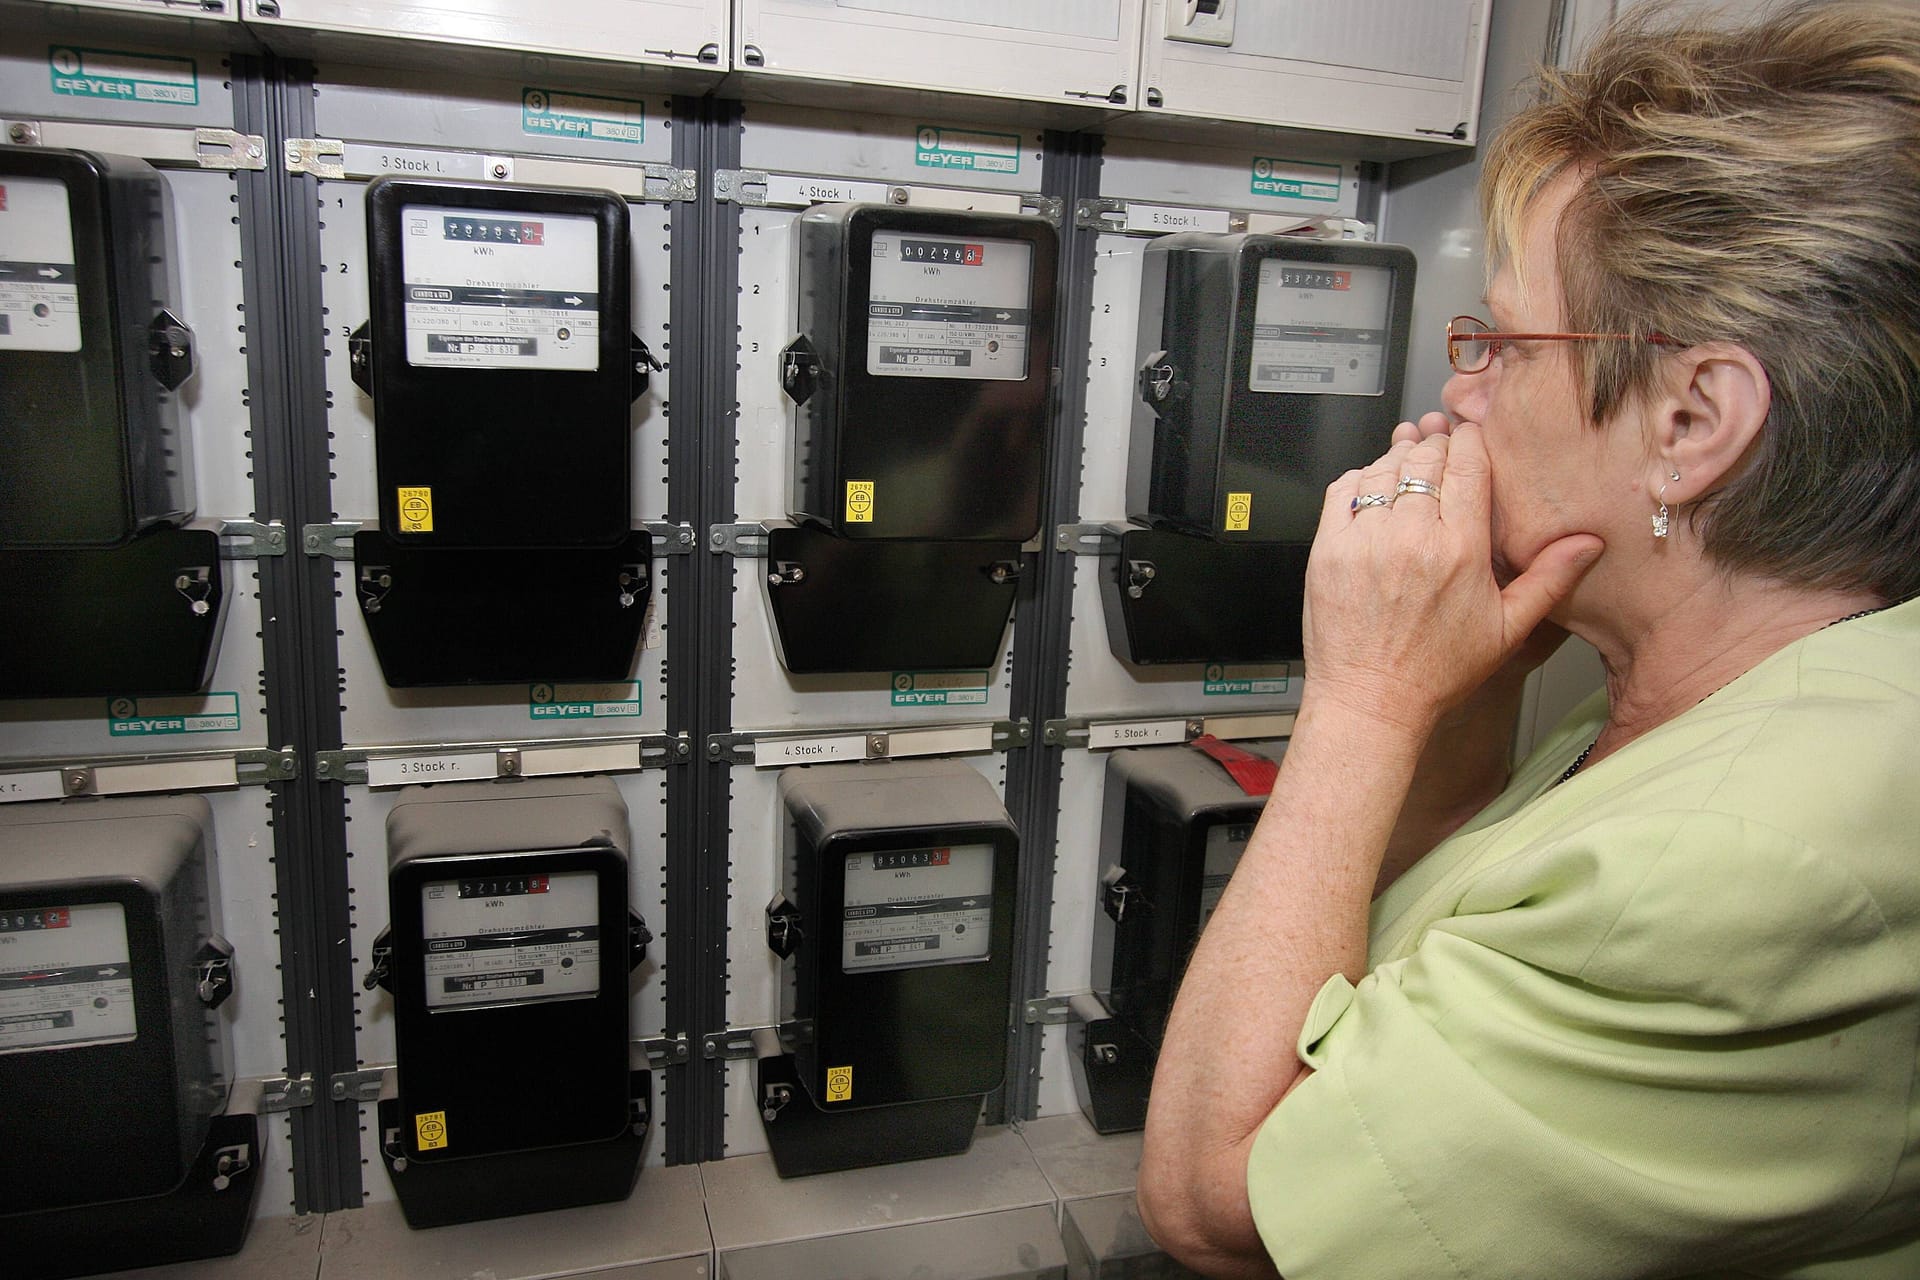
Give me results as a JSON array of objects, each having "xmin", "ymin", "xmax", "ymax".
[{"xmin": 1189, "ymin": 734, "xmax": 1277, "ymax": 798}]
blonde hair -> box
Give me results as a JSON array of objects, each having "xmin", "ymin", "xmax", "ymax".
[{"xmin": 1485, "ymin": 0, "xmax": 1920, "ymax": 597}]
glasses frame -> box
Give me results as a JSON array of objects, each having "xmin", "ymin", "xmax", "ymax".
[{"xmin": 1447, "ymin": 314, "xmax": 1681, "ymax": 375}]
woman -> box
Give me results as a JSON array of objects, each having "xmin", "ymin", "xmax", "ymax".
[{"xmin": 1138, "ymin": 4, "xmax": 1920, "ymax": 1277}]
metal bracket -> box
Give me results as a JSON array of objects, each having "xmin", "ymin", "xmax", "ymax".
[
  {"xmin": 708, "ymin": 522, "xmax": 771, "ymax": 557},
  {"xmin": 637, "ymin": 1033, "xmax": 690, "ymax": 1068},
  {"xmin": 1023, "ymin": 991, "xmax": 1108, "ymax": 1025},
  {"xmin": 7, "ymin": 749, "xmax": 293, "ymax": 799},
  {"xmin": 706, "ymin": 719, "xmax": 1030, "ymax": 766},
  {"xmin": 259, "ymin": 1074, "xmax": 317, "ymax": 1113},
  {"xmin": 217, "ymin": 520, "xmax": 287, "ymax": 559},
  {"xmin": 702, "ymin": 1022, "xmax": 806, "ymax": 1061},
  {"xmin": 1054, "ymin": 521, "xmax": 1133, "ymax": 555},
  {"xmin": 60, "ymin": 766, "xmax": 95, "ymax": 797},
  {"xmin": 315, "ymin": 733, "xmax": 687, "ymax": 786},
  {"xmin": 193, "ymin": 128, "xmax": 269, "ymax": 171},
  {"xmin": 236, "ymin": 748, "xmax": 301, "ymax": 785},
  {"xmin": 329, "ymin": 1066, "xmax": 391, "ymax": 1104},
  {"xmin": 1042, "ymin": 718, "xmax": 1089, "ymax": 749},
  {"xmin": 301, "ymin": 521, "xmax": 362, "ymax": 560},
  {"xmin": 642, "ymin": 522, "xmax": 696, "ymax": 555},
  {"xmin": 284, "ymin": 137, "xmax": 346, "ymax": 179},
  {"xmin": 1023, "ymin": 195, "xmax": 1065, "ymax": 226}
]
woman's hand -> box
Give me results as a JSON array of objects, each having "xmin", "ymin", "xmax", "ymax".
[{"xmin": 1302, "ymin": 424, "xmax": 1603, "ymax": 738}]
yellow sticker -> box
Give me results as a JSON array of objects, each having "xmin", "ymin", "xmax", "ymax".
[
  {"xmin": 414, "ymin": 1109, "xmax": 448, "ymax": 1151},
  {"xmin": 826, "ymin": 1065, "xmax": 853, "ymax": 1102},
  {"xmin": 397, "ymin": 486, "xmax": 434, "ymax": 533},
  {"xmin": 844, "ymin": 480, "xmax": 876, "ymax": 524},
  {"xmin": 1224, "ymin": 491, "xmax": 1253, "ymax": 532}
]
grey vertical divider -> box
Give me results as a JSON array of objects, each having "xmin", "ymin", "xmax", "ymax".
[
  {"xmin": 667, "ymin": 94, "xmax": 743, "ymax": 1165},
  {"xmin": 232, "ymin": 54, "xmax": 363, "ymax": 1212},
  {"xmin": 999, "ymin": 130, "xmax": 1104, "ymax": 1125}
]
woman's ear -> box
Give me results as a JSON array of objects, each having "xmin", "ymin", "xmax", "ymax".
[{"xmin": 1648, "ymin": 343, "xmax": 1771, "ymax": 503}]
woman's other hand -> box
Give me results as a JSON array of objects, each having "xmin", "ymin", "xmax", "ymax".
[{"xmin": 1304, "ymin": 424, "xmax": 1604, "ymax": 738}]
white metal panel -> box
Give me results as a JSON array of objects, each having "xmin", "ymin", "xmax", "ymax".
[
  {"xmin": 737, "ymin": 0, "xmax": 1143, "ymax": 109},
  {"xmin": 1139, "ymin": 0, "xmax": 1491, "ymax": 146},
  {"xmin": 247, "ymin": 0, "xmax": 728, "ymax": 70},
  {"xmin": 1098, "ymin": 134, "xmax": 1361, "ymax": 226}
]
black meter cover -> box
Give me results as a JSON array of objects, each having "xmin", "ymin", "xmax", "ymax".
[
  {"xmin": 364, "ymin": 179, "xmax": 632, "ymax": 549},
  {"xmin": 1127, "ymin": 234, "xmax": 1415, "ymax": 542},
  {"xmin": 784, "ymin": 203, "xmax": 1057, "ymax": 541},
  {"xmin": 776, "ymin": 759, "xmax": 1019, "ymax": 1114},
  {"xmin": 0, "ymin": 796, "xmax": 232, "ymax": 1214},
  {"xmin": 1075, "ymin": 744, "xmax": 1281, "ymax": 1134},
  {"xmin": 382, "ymin": 777, "xmax": 638, "ymax": 1172},
  {"xmin": 0, "ymin": 146, "xmax": 194, "ymax": 549}
]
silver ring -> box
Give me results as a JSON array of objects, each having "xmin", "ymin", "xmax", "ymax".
[
  {"xmin": 1394, "ymin": 477, "xmax": 1441, "ymax": 501},
  {"xmin": 1350, "ymin": 493, "xmax": 1393, "ymax": 512}
]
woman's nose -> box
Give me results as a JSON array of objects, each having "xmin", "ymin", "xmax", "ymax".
[{"xmin": 1441, "ymin": 366, "xmax": 1486, "ymax": 423}]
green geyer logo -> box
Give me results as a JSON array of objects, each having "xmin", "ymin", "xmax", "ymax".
[
  {"xmin": 1202, "ymin": 664, "xmax": 1291, "ymax": 696},
  {"xmin": 915, "ymin": 126, "xmax": 1021, "ymax": 175},
  {"xmin": 521, "ymin": 87, "xmax": 644, "ymax": 145},
  {"xmin": 108, "ymin": 692, "xmax": 240, "ymax": 736},
  {"xmin": 529, "ymin": 682, "xmax": 642, "ymax": 719},
  {"xmin": 891, "ymin": 670, "xmax": 990, "ymax": 707},
  {"xmin": 50, "ymin": 46, "xmax": 197, "ymax": 106},
  {"xmin": 1250, "ymin": 156, "xmax": 1342, "ymax": 203}
]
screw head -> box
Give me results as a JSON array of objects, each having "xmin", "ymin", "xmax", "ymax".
[{"xmin": 491, "ymin": 162, "xmax": 509, "ymax": 178}]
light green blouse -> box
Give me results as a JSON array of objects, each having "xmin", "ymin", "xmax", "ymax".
[{"xmin": 1248, "ymin": 599, "xmax": 1920, "ymax": 1278}]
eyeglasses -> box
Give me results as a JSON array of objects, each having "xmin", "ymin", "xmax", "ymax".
[{"xmin": 1446, "ymin": 314, "xmax": 1682, "ymax": 375}]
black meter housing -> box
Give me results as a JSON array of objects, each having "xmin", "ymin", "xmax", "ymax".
[
  {"xmin": 0, "ymin": 145, "xmax": 194, "ymax": 549},
  {"xmin": 762, "ymin": 759, "xmax": 1019, "ymax": 1176},
  {"xmin": 0, "ymin": 796, "xmax": 258, "ymax": 1276},
  {"xmin": 364, "ymin": 178, "xmax": 632, "ymax": 548},
  {"xmin": 1075, "ymin": 744, "xmax": 1281, "ymax": 1134},
  {"xmin": 352, "ymin": 179, "xmax": 656, "ymax": 686},
  {"xmin": 371, "ymin": 776, "xmax": 652, "ymax": 1227},
  {"xmin": 0, "ymin": 146, "xmax": 223, "ymax": 700},
  {"xmin": 768, "ymin": 204, "xmax": 1055, "ymax": 673},
  {"xmin": 784, "ymin": 203, "xmax": 1057, "ymax": 541},
  {"xmin": 1108, "ymin": 234, "xmax": 1414, "ymax": 664}
]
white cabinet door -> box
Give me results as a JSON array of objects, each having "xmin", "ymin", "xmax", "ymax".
[
  {"xmin": 1140, "ymin": 0, "xmax": 1491, "ymax": 147},
  {"xmin": 248, "ymin": 0, "xmax": 728, "ymax": 70},
  {"xmin": 736, "ymin": 0, "xmax": 1144, "ymax": 110},
  {"xmin": 17, "ymin": 0, "xmax": 238, "ymax": 19}
]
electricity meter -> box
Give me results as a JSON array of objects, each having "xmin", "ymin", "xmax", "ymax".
[
  {"xmin": 0, "ymin": 796, "xmax": 257, "ymax": 1274},
  {"xmin": 1107, "ymin": 234, "xmax": 1415, "ymax": 664},
  {"xmin": 761, "ymin": 759, "xmax": 1019, "ymax": 1176},
  {"xmin": 766, "ymin": 204, "xmax": 1058, "ymax": 673},
  {"xmin": 1075, "ymin": 741, "xmax": 1282, "ymax": 1134},
  {"xmin": 350, "ymin": 179, "xmax": 658, "ymax": 686},
  {"xmin": 0, "ymin": 146, "xmax": 223, "ymax": 699},
  {"xmin": 365, "ymin": 776, "xmax": 654, "ymax": 1227}
]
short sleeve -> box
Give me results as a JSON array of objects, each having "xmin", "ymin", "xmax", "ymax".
[{"xmin": 1245, "ymin": 811, "xmax": 1919, "ymax": 1280}]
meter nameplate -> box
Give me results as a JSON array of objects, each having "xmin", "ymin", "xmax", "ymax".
[
  {"xmin": 1124, "ymin": 203, "xmax": 1231, "ymax": 235},
  {"xmin": 0, "ymin": 177, "xmax": 82, "ymax": 354},
  {"xmin": 420, "ymin": 869, "xmax": 600, "ymax": 1010},
  {"xmin": 1088, "ymin": 719, "xmax": 1189, "ymax": 750},
  {"xmin": 0, "ymin": 902, "xmax": 137, "ymax": 1054},
  {"xmin": 1249, "ymin": 260, "xmax": 1394, "ymax": 397},
  {"xmin": 753, "ymin": 734, "xmax": 871, "ymax": 768},
  {"xmin": 0, "ymin": 772, "xmax": 68, "ymax": 804},
  {"xmin": 765, "ymin": 175, "xmax": 890, "ymax": 207},
  {"xmin": 1199, "ymin": 822, "xmax": 1254, "ymax": 930},
  {"xmin": 867, "ymin": 230, "xmax": 1032, "ymax": 381},
  {"xmin": 842, "ymin": 844, "xmax": 993, "ymax": 973},
  {"xmin": 367, "ymin": 752, "xmax": 498, "ymax": 788},
  {"xmin": 400, "ymin": 204, "xmax": 601, "ymax": 373}
]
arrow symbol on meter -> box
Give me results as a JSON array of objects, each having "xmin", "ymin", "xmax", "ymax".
[
  {"xmin": 995, "ymin": 312, "xmax": 1011, "ymax": 320},
  {"xmin": 38, "ymin": 267, "xmax": 62, "ymax": 279},
  {"xmin": 567, "ymin": 930, "xmax": 585, "ymax": 939},
  {"xmin": 563, "ymin": 295, "xmax": 583, "ymax": 306},
  {"xmin": 98, "ymin": 968, "xmax": 119, "ymax": 977}
]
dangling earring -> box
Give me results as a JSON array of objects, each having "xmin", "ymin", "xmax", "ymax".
[{"xmin": 1652, "ymin": 468, "xmax": 1679, "ymax": 539}]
